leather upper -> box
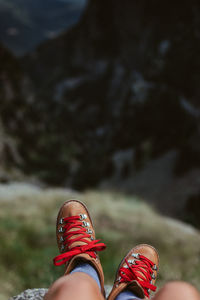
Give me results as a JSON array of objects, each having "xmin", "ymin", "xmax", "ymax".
[
  {"xmin": 56, "ymin": 200, "xmax": 105, "ymax": 295},
  {"xmin": 108, "ymin": 244, "xmax": 159, "ymax": 300}
]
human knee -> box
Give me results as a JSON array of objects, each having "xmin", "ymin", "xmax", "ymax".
[
  {"xmin": 44, "ymin": 273, "xmax": 99, "ymax": 300},
  {"xmin": 162, "ymin": 281, "xmax": 199, "ymax": 298},
  {"xmin": 49, "ymin": 276, "xmax": 70, "ymax": 295},
  {"xmin": 73, "ymin": 272, "xmax": 100, "ymax": 292},
  {"xmin": 44, "ymin": 276, "xmax": 69, "ymax": 299},
  {"xmin": 57, "ymin": 273, "xmax": 96, "ymax": 292},
  {"xmin": 163, "ymin": 281, "xmax": 195, "ymax": 290}
]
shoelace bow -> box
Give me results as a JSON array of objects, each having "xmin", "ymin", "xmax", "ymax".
[
  {"xmin": 53, "ymin": 215, "xmax": 106, "ymax": 266},
  {"xmin": 119, "ymin": 254, "xmax": 157, "ymax": 298}
]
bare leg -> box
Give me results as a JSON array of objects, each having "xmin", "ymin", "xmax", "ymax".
[
  {"xmin": 44, "ymin": 272, "xmax": 105, "ymax": 300},
  {"xmin": 153, "ymin": 281, "xmax": 200, "ymax": 300}
]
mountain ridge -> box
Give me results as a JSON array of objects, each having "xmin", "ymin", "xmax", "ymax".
[{"xmin": 0, "ymin": 0, "xmax": 88, "ymax": 55}]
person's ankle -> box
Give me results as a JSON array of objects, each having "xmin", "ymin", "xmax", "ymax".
[
  {"xmin": 115, "ymin": 289, "xmax": 141, "ymax": 300},
  {"xmin": 70, "ymin": 262, "xmax": 101, "ymax": 290}
]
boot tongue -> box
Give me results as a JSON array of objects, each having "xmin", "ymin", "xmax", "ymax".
[
  {"xmin": 65, "ymin": 253, "xmax": 92, "ymax": 272},
  {"xmin": 128, "ymin": 280, "xmax": 145, "ymax": 299},
  {"xmin": 68, "ymin": 228, "xmax": 91, "ymax": 249}
]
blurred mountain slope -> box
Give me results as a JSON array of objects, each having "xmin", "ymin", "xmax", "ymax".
[
  {"xmin": 1, "ymin": 1, "xmax": 200, "ymax": 225},
  {"xmin": 22, "ymin": 0, "xmax": 200, "ymax": 187},
  {"xmin": 0, "ymin": 44, "xmax": 42, "ymax": 181},
  {"xmin": 0, "ymin": 44, "xmax": 26, "ymax": 180}
]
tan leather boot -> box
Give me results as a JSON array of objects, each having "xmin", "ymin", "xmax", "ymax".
[
  {"xmin": 53, "ymin": 200, "xmax": 106, "ymax": 296},
  {"xmin": 108, "ymin": 244, "xmax": 159, "ymax": 300}
]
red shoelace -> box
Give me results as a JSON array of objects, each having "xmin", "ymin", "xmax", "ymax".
[
  {"xmin": 53, "ymin": 215, "xmax": 106, "ymax": 266},
  {"xmin": 119, "ymin": 254, "xmax": 157, "ymax": 298}
]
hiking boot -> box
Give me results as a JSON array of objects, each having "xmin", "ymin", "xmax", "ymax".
[
  {"xmin": 53, "ymin": 200, "xmax": 106, "ymax": 295},
  {"xmin": 108, "ymin": 244, "xmax": 159, "ymax": 299}
]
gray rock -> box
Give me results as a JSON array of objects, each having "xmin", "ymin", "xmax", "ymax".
[
  {"xmin": 10, "ymin": 289, "xmax": 48, "ymax": 300},
  {"xmin": 10, "ymin": 286, "xmax": 112, "ymax": 300}
]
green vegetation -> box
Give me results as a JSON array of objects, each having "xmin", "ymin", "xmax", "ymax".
[{"xmin": 0, "ymin": 184, "xmax": 200, "ymax": 299}]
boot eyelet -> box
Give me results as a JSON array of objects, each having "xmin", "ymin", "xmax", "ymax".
[
  {"xmin": 82, "ymin": 221, "xmax": 90, "ymax": 227},
  {"xmin": 61, "ymin": 244, "xmax": 65, "ymax": 252},
  {"xmin": 58, "ymin": 227, "xmax": 65, "ymax": 233},
  {"xmin": 152, "ymin": 265, "xmax": 157, "ymax": 270},
  {"xmin": 59, "ymin": 218, "xmax": 64, "ymax": 224},
  {"xmin": 132, "ymin": 253, "xmax": 139, "ymax": 259},
  {"xmin": 80, "ymin": 214, "xmax": 87, "ymax": 220},
  {"xmin": 128, "ymin": 259, "xmax": 134, "ymax": 264},
  {"xmin": 59, "ymin": 236, "xmax": 64, "ymax": 243}
]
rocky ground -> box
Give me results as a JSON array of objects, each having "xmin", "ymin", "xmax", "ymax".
[
  {"xmin": 10, "ymin": 286, "xmax": 111, "ymax": 300},
  {"xmin": 10, "ymin": 288, "xmax": 48, "ymax": 300}
]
